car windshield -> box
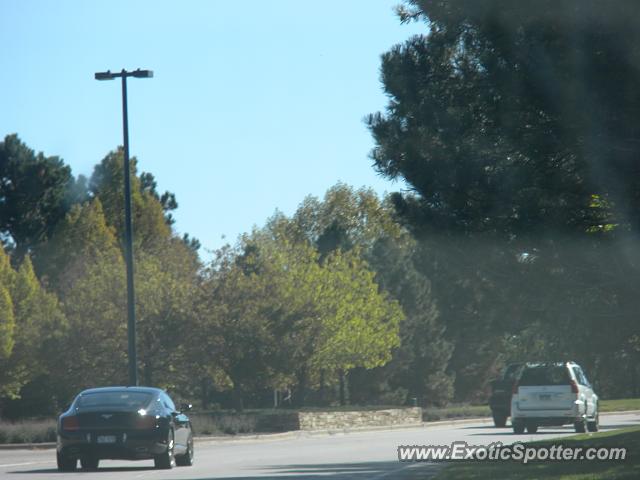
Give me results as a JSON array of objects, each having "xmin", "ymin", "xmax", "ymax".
[
  {"xmin": 519, "ymin": 366, "xmax": 571, "ymax": 386},
  {"xmin": 77, "ymin": 391, "xmax": 153, "ymax": 409}
]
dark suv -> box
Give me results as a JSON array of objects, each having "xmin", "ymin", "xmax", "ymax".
[{"xmin": 489, "ymin": 363, "xmax": 524, "ymax": 427}]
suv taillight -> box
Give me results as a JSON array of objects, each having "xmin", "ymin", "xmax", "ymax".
[
  {"xmin": 62, "ymin": 416, "xmax": 80, "ymax": 431},
  {"xmin": 570, "ymin": 380, "xmax": 579, "ymax": 394}
]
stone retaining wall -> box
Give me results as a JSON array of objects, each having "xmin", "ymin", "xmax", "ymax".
[
  {"xmin": 192, "ymin": 407, "xmax": 422, "ymax": 434},
  {"xmin": 298, "ymin": 407, "xmax": 422, "ymax": 430}
]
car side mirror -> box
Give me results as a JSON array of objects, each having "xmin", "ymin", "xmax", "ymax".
[{"xmin": 180, "ymin": 403, "xmax": 193, "ymax": 412}]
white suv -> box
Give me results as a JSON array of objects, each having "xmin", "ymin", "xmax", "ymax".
[{"xmin": 511, "ymin": 362, "xmax": 598, "ymax": 434}]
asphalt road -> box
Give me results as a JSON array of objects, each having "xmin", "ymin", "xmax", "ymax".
[{"xmin": 1, "ymin": 412, "xmax": 638, "ymax": 479}]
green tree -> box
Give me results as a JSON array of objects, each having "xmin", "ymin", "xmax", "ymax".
[
  {"xmin": 251, "ymin": 225, "xmax": 404, "ymax": 406},
  {"xmin": 366, "ymin": 0, "xmax": 640, "ymax": 400},
  {"xmin": 136, "ymin": 239, "xmax": 200, "ymax": 388},
  {"xmin": 61, "ymin": 251, "xmax": 128, "ymax": 390},
  {"xmin": 0, "ymin": 256, "xmax": 68, "ymax": 411},
  {"xmin": 36, "ymin": 198, "xmax": 119, "ymax": 293},
  {"xmin": 278, "ymin": 185, "xmax": 454, "ymax": 405},
  {"xmin": 89, "ymin": 149, "xmax": 171, "ymax": 253},
  {"xmin": 0, "ymin": 248, "xmax": 16, "ymax": 361},
  {"xmin": 289, "ymin": 183, "xmax": 403, "ymax": 251},
  {"xmin": 196, "ymin": 226, "xmax": 403, "ymax": 410},
  {"xmin": 196, "ymin": 242, "xmax": 284, "ymax": 411},
  {"xmin": 0, "ymin": 248, "xmax": 67, "ymax": 406},
  {"xmin": 0, "ymin": 134, "xmax": 87, "ymax": 259},
  {"xmin": 0, "ymin": 286, "xmax": 14, "ymax": 361},
  {"xmin": 42, "ymin": 198, "xmax": 128, "ymax": 391},
  {"xmin": 358, "ymin": 236, "xmax": 454, "ymax": 406}
]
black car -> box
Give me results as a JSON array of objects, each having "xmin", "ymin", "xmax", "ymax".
[{"xmin": 57, "ymin": 386, "xmax": 194, "ymax": 471}]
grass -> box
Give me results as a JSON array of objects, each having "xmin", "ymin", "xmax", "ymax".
[
  {"xmin": 432, "ymin": 426, "xmax": 640, "ymax": 480},
  {"xmin": 600, "ymin": 398, "xmax": 640, "ymax": 412},
  {"xmin": 422, "ymin": 399, "xmax": 640, "ymax": 423},
  {"xmin": 0, "ymin": 419, "xmax": 57, "ymax": 444}
]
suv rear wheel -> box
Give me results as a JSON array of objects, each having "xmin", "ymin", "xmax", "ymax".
[
  {"xmin": 587, "ymin": 413, "xmax": 599, "ymax": 432},
  {"xmin": 80, "ymin": 456, "xmax": 99, "ymax": 470}
]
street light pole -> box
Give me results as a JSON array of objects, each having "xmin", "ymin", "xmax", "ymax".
[{"xmin": 95, "ymin": 68, "xmax": 153, "ymax": 386}]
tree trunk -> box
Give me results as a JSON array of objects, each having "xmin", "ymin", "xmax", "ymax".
[
  {"xmin": 143, "ymin": 362, "xmax": 153, "ymax": 386},
  {"xmin": 231, "ymin": 382, "xmax": 244, "ymax": 412},
  {"xmin": 201, "ymin": 378, "xmax": 210, "ymax": 410},
  {"xmin": 339, "ymin": 370, "xmax": 348, "ymax": 406},
  {"xmin": 295, "ymin": 369, "xmax": 308, "ymax": 407},
  {"xmin": 319, "ymin": 370, "xmax": 326, "ymax": 406}
]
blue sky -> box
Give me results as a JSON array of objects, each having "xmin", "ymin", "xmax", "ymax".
[{"xmin": 1, "ymin": 0, "xmax": 425, "ymax": 257}]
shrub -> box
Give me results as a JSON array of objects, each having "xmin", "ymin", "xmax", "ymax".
[{"xmin": 0, "ymin": 419, "xmax": 57, "ymax": 444}]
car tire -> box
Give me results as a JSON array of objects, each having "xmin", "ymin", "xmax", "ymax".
[
  {"xmin": 526, "ymin": 423, "xmax": 538, "ymax": 434},
  {"xmin": 154, "ymin": 430, "xmax": 176, "ymax": 469},
  {"xmin": 574, "ymin": 418, "xmax": 587, "ymax": 433},
  {"xmin": 587, "ymin": 413, "xmax": 599, "ymax": 432},
  {"xmin": 176, "ymin": 435, "xmax": 194, "ymax": 467},
  {"xmin": 513, "ymin": 421, "xmax": 525, "ymax": 434},
  {"xmin": 80, "ymin": 455, "xmax": 99, "ymax": 470},
  {"xmin": 57, "ymin": 452, "xmax": 77, "ymax": 472},
  {"xmin": 492, "ymin": 413, "xmax": 507, "ymax": 428}
]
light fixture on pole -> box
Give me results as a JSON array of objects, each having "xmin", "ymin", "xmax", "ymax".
[{"xmin": 95, "ymin": 68, "xmax": 153, "ymax": 386}]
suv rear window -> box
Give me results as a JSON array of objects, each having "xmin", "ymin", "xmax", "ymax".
[
  {"xmin": 77, "ymin": 391, "xmax": 153, "ymax": 409},
  {"xmin": 519, "ymin": 365, "xmax": 571, "ymax": 386}
]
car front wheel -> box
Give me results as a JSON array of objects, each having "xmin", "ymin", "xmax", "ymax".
[
  {"xmin": 176, "ymin": 436, "xmax": 194, "ymax": 466},
  {"xmin": 492, "ymin": 413, "xmax": 507, "ymax": 428}
]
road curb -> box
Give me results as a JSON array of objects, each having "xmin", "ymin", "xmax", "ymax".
[
  {"xmin": 1, "ymin": 410, "xmax": 638, "ymax": 450},
  {"xmin": 0, "ymin": 442, "xmax": 56, "ymax": 450},
  {"xmin": 194, "ymin": 422, "xmax": 428, "ymax": 445}
]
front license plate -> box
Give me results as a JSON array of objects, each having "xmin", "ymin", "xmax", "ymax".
[
  {"xmin": 539, "ymin": 394, "xmax": 551, "ymax": 401},
  {"xmin": 97, "ymin": 435, "xmax": 116, "ymax": 444}
]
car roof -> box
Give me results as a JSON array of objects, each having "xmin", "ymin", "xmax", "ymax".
[{"xmin": 78, "ymin": 386, "xmax": 164, "ymax": 396}]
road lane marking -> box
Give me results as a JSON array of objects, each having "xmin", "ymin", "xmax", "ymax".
[
  {"xmin": 0, "ymin": 460, "xmax": 53, "ymax": 468},
  {"xmin": 369, "ymin": 462, "xmax": 430, "ymax": 479}
]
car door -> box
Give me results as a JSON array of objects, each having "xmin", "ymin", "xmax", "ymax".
[{"xmin": 162, "ymin": 393, "xmax": 188, "ymax": 453}]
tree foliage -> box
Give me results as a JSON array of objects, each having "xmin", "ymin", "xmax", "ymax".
[
  {"xmin": 369, "ymin": 0, "xmax": 640, "ymax": 239},
  {"xmin": 367, "ymin": 0, "xmax": 640, "ymax": 398},
  {"xmin": 0, "ymin": 248, "xmax": 66, "ymax": 401},
  {"xmin": 0, "ymin": 134, "xmax": 86, "ymax": 259},
  {"xmin": 89, "ymin": 149, "xmax": 171, "ymax": 253},
  {"xmin": 196, "ymin": 222, "xmax": 403, "ymax": 410}
]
